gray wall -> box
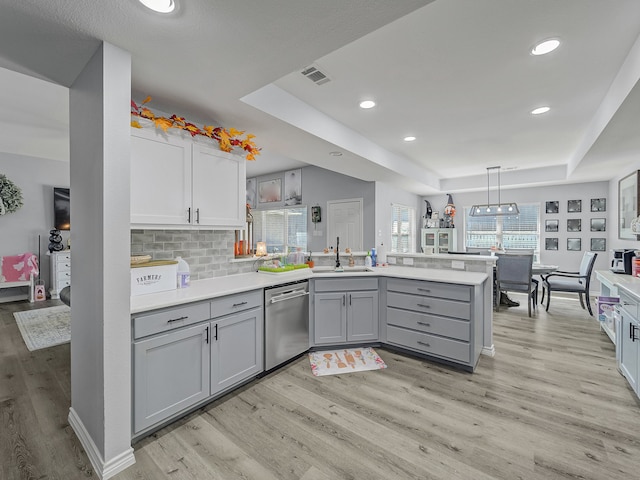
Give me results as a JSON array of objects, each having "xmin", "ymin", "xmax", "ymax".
[
  {"xmin": 375, "ymin": 182, "xmax": 423, "ymax": 258},
  {"xmin": 0, "ymin": 153, "xmax": 69, "ymax": 299},
  {"xmin": 249, "ymin": 165, "xmax": 376, "ymax": 253},
  {"xmin": 424, "ymin": 181, "xmax": 611, "ymax": 275}
]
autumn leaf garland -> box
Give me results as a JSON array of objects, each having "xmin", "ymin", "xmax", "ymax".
[{"xmin": 131, "ymin": 96, "xmax": 260, "ymax": 161}]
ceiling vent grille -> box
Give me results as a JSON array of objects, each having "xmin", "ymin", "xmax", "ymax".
[{"xmin": 301, "ymin": 65, "xmax": 331, "ymax": 86}]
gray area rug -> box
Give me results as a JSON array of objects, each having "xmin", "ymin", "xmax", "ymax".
[{"xmin": 13, "ymin": 305, "xmax": 71, "ymax": 351}]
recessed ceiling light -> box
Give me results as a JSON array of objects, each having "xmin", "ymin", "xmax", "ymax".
[
  {"xmin": 531, "ymin": 106, "xmax": 550, "ymax": 115},
  {"xmin": 139, "ymin": 0, "xmax": 175, "ymax": 13},
  {"xmin": 329, "ymin": 151, "xmax": 343, "ymax": 156},
  {"xmin": 404, "ymin": 136, "xmax": 416, "ymax": 142},
  {"xmin": 531, "ymin": 39, "xmax": 560, "ymax": 56},
  {"xmin": 359, "ymin": 100, "xmax": 376, "ymax": 109}
]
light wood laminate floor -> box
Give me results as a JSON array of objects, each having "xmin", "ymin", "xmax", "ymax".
[{"xmin": 1, "ymin": 295, "xmax": 639, "ymax": 479}]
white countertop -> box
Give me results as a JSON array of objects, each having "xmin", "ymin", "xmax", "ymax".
[
  {"xmin": 390, "ymin": 252, "xmax": 497, "ymax": 263},
  {"xmin": 131, "ymin": 265, "xmax": 488, "ymax": 314}
]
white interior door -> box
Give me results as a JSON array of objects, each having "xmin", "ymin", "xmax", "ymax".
[{"xmin": 327, "ymin": 198, "xmax": 363, "ymax": 251}]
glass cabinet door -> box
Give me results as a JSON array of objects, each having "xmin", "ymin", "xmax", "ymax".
[
  {"xmin": 423, "ymin": 232, "xmax": 436, "ymax": 247},
  {"xmin": 438, "ymin": 232, "xmax": 450, "ymax": 252}
]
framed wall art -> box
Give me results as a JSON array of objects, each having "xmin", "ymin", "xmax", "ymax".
[
  {"xmin": 246, "ymin": 177, "xmax": 257, "ymax": 209},
  {"xmin": 591, "ymin": 238, "xmax": 606, "ymax": 252},
  {"xmin": 545, "ymin": 201, "xmax": 559, "ymax": 214},
  {"xmin": 545, "ymin": 219, "xmax": 559, "ymax": 232},
  {"xmin": 258, "ymin": 178, "xmax": 282, "ymax": 204},
  {"xmin": 567, "ymin": 219, "xmax": 581, "ymax": 232},
  {"xmin": 590, "ymin": 218, "xmax": 606, "ymax": 232},
  {"xmin": 591, "ymin": 198, "xmax": 606, "ymax": 212},
  {"xmin": 619, "ymin": 171, "xmax": 640, "ymax": 240},
  {"xmin": 545, "ymin": 238, "xmax": 558, "ymax": 250},
  {"xmin": 567, "ymin": 199, "xmax": 581, "ymax": 213},
  {"xmin": 567, "ymin": 238, "xmax": 581, "ymax": 251},
  {"xmin": 284, "ymin": 169, "xmax": 302, "ymax": 206}
]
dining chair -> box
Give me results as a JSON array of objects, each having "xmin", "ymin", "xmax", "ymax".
[
  {"xmin": 495, "ymin": 253, "xmax": 537, "ymax": 317},
  {"xmin": 542, "ymin": 251, "xmax": 598, "ymax": 315}
]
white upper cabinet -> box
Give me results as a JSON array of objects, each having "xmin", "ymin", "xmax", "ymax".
[{"xmin": 131, "ymin": 126, "xmax": 245, "ymax": 229}]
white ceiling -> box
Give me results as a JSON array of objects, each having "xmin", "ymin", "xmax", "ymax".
[{"xmin": 1, "ymin": 0, "xmax": 640, "ymax": 194}]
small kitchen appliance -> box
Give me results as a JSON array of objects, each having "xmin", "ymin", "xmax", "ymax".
[{"xmin": 611, "ymin": 249, "xmax": 635, "ymax": 274}]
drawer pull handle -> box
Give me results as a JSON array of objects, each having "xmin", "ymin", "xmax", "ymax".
[
  {"xmin": 205, "ymin": 326, "xmax": 209, "ymax": 344},
  {"xmin": 196, "ymin": 208, "xmax": 200, "ymax": 224},
  {"xmin": 417, "ymin": 340, "xmax": 431, "ymax": 348},
  {"xmin": 417, "ymin": 288, "xmax": 431, "ymax": 293},
  {"xmin": 214, "ymin": 323, "xmax": 218, "ymax": 341},
  {"xmin": 417, "ymin": 321, "xmax": 431, "ymax": 327},
  {"xmin": 232, "ymin": 301, "xmax": 248, "ymax": 307},
  {"xmin": 416, "ymin": 303, "xmax": 431, "ymax": 309},
  {"xmin": 187, "ymin": 207, "xmax": 191, "ymax": 223},
  {"xmin": 167, "ymin": 316, "xmax": 188, "ymax": 323}
]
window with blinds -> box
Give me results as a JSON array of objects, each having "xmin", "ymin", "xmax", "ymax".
[
  {"xmin": 465, "ymin": 203, "xmax": 540, "ymax": 256},
  {"xmin": 253, "ymin": 207, "xmax": 307, "ymax": 253},
  {"xmin": 391, "ymin": 203, "xmax": 415, "ymax": 253}
]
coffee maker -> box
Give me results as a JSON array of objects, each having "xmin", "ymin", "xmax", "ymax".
[{"xmin": 611, "ymin": 249, "xmax": 635, "ymax": 274}]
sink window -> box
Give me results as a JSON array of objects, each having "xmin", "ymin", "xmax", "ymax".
[
  {"xmin": 253, "ymin": 207, "xmax": 307, "ymax": 254},
  {"xmin": 391, "ymin": 203, "xmax": 416, "ymax": 253}
]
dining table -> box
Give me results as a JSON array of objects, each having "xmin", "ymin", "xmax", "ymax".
[{"xmin": 532, "ymin": 264, "xmax": 559, "ymax": 275}]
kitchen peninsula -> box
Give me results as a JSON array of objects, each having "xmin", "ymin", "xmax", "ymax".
[{"xmin": 131, "ymin": 264, "xmax": 490, "ymax": 441}]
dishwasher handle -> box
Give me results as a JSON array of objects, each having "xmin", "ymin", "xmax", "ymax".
[{"xmin": 269, "ymin": 289, "xmax": 309, "ymax": 304}]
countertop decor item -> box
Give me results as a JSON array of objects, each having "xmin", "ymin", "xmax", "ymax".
[
  {"xmin": 131, "ymin": 96, "xmax": 260, "ymax": 161},
  {"xmin": 470, "ymin": 166, "xmax": 519, "ymax": 217},
  {"xmin": 0, "ymin": 174, "xmax": 24, "ymax": 215}
]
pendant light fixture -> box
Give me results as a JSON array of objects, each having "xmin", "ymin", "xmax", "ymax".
[{"xmin": 470, "ymin": 166, "xmax": 519, "ymax": 217}]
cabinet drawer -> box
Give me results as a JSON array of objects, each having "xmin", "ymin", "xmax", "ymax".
[
  {"xmin": 386, "ymin": 307, "xmax": 469, "ymax": 341},
  {"xmin": 56, "ymin": 270, "xmax": 71, "ymax": 282},
  {"xmin": 387, "ymin": 325, "xmax": 470, "ymax": 364},
  {"xmin": 619, "ymin": 291, "xmax": 639, "ymax": 319},
  {"xmin": 387, "ymin": 278, "xmax": 470, "ymax": 302},
  {"xmin": 387, "ymin": 291, "xmax": 470, "ymax": 320},
  {"xmin": 133, "ymin": 302, "xmax": 211, "ymax": 339},
  {"xmin": 314, "ymin": 278, "xmax": 378, "ymax": 292},
  {"xmin": 56, "ymin": 252, "xmax": 71, "ymax": 264},
  {"xmin": 56, "ymin": 279, "xmax": 71, "ymax": 291},
  {"xmin": 211, "ymin": 289, "xmax": 262, "ymax": 318},
  {"xmin": 56, "ymin": 260, "xmax": 71, "ymax": 272}
]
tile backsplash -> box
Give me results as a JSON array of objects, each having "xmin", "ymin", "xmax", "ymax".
[{"xmin": 131, "ymin": 229, "xmax": 259, "ymax": 280}]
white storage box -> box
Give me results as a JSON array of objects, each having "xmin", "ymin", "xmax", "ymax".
[{"xmin": 131, "ymin": 261, "xmax": 177, "ymax": 296}]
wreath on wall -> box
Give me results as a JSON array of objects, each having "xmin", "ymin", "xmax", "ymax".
[{"xmin": 0, "ymin": 174, "xmax": 24, "ymax": 216}]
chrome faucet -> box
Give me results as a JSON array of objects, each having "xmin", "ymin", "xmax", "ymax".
[{"xmin": 335, "ymin": 236, "xmax": 341, "ymax": 268}]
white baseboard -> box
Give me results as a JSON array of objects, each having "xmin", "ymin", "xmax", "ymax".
[
  {"xmin": 68, "ymin": 407, "xmax": 136, "ymax": 479},
  {"xmin": 481, "ymin": 345, "xmax": 496, "ymax": 357}
]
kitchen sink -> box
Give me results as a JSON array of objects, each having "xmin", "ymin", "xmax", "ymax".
[{"xmin": 311, "ymin": 266, "xmax": 374, "ymax": 273}]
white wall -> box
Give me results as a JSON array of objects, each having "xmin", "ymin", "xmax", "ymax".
[
  {"xmin": 424, "ymin": 181, "xmax": 611, "ymax": 275},
  {"xmin": 375, "ymin": 182, "xmax": 423, "ymax": 259},
  {"xmin": 0, "ymin": 153, "xmax": 69, "ymax": 298}
]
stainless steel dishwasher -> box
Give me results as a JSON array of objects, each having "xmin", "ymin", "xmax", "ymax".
[{"xmin": 264, "ymin": 280, "xmax": 309, "ymax": 371}]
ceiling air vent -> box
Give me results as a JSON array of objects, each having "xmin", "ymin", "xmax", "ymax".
[{"xmin": 301, "ymin": 65, "xmax": 331, "ymax": 86}]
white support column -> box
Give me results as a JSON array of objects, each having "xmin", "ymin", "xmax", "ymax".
[{"xmin": 68, "ymin": 42, "xmax": 134, "ymax": 479}]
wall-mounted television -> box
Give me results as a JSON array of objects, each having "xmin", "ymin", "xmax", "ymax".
[{"xmin": 54, "ymin": 187, "xmax": 70, "ymax": 230}]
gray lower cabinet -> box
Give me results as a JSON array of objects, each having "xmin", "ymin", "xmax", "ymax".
[
  {"xmin": 384, "ymin": 277, "xmax": 481, "ymax": 370},
  {"xmin": 618, "ymin": 291, "xmax": 639, "ymax": 397},
  {"xmin": 133, "ymin": 290, "xmax": 264, "ymax": 436},
  {"xmin": 133, "ymin": 322, "xmax": 210, "ymax": 433},
  {"xmin": 211, "ymin": 306, "xmax": 263, "ymax": 394},
  {"xmin": 313, "ymin": 278, "xmax": 379, "ymax": 345}
]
